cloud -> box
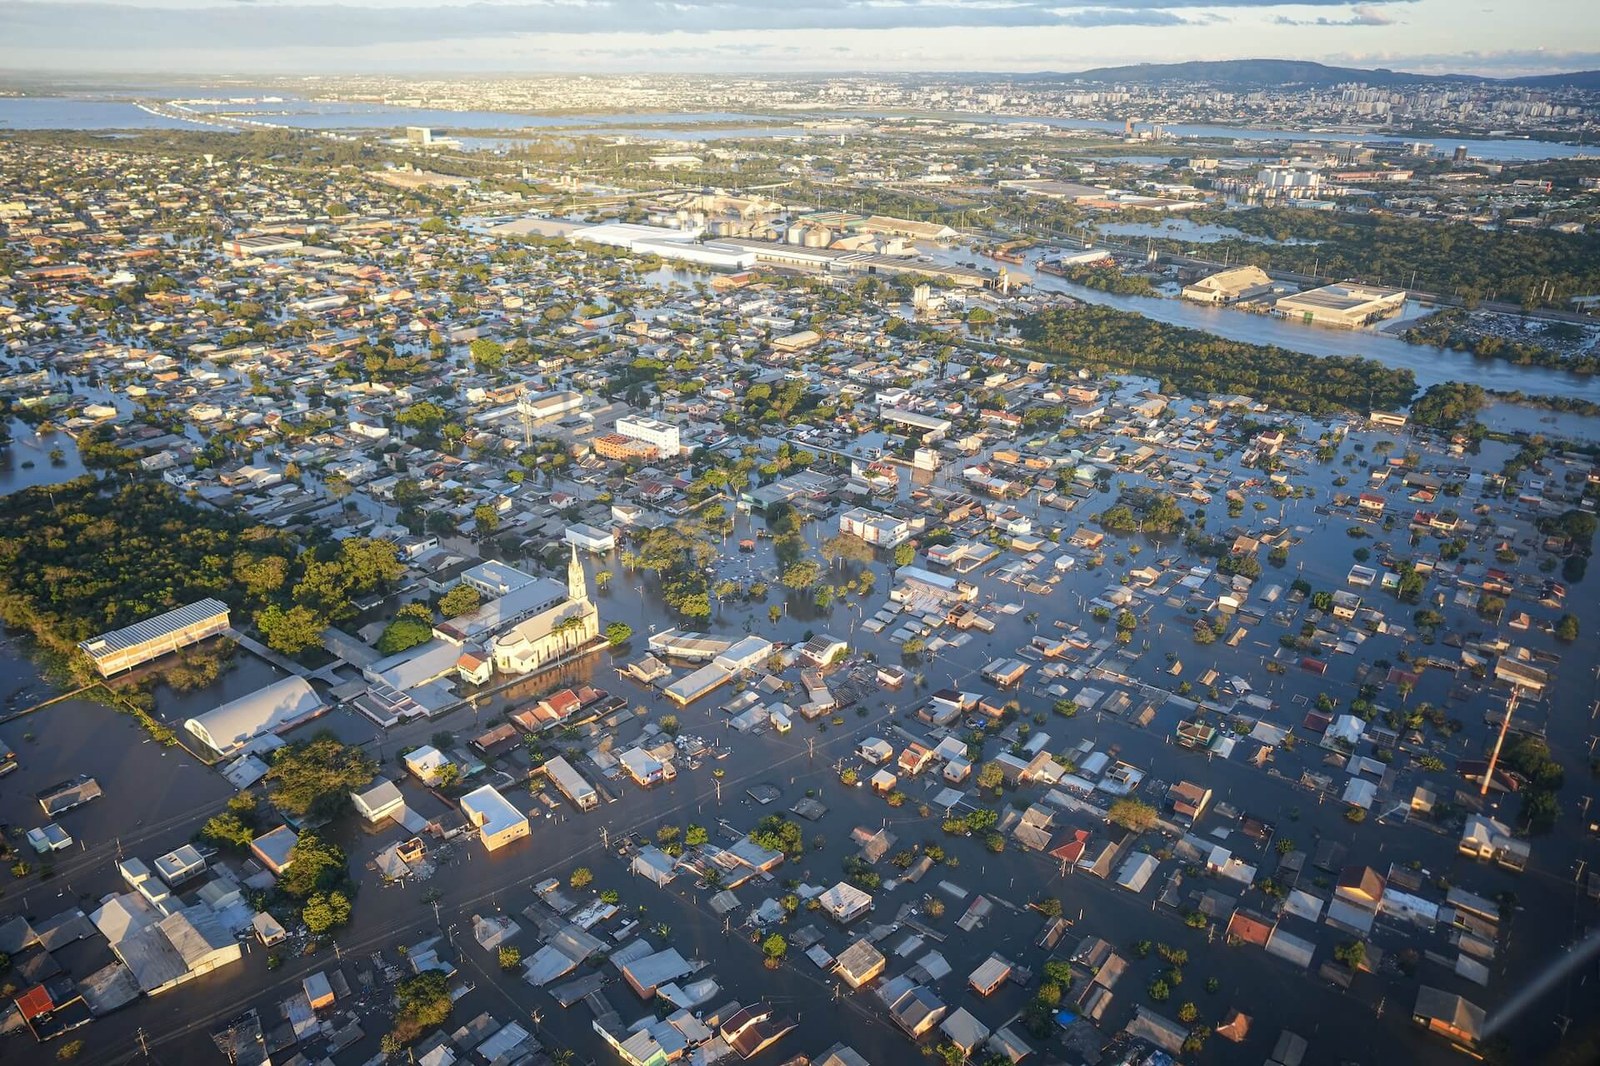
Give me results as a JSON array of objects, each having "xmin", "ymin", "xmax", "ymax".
[
  {"xmin": 1056, "ymin": 9, "xmax": 1191, "ymax": 28},
  {"xmin": 0, "ymin": 0, "xmax": 1421, "ymax": 53},
  {"xmin": 1276, "ymin": 4, "xmax": 1398, "ymax": 26}
]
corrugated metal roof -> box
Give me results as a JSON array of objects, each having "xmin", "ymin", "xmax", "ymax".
[{"xmin": 78, "ymin": 598, "xmax": 229, "ymax": 659}]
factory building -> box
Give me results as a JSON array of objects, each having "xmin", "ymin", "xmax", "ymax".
[
  {"xmin": 1180, "ymin": 265, "xmax": 1275, "ymax": 306},
  {"xmin": 1273, "ymin": 282, "xmax": 1407, "ymax": 329}
]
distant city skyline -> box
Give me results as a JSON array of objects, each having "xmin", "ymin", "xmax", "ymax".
[{"xmin": 1, "ymin": 0, "xmax": 1596, "ymax": 78}]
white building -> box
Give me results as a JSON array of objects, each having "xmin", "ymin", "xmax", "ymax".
[
  {"xmin": 838, "ymin": 506, "xmax": 911, "ymax": 548},
  {"xmin": 564, "ymin": 523, "xmax": 616, "ymax": 554},
  {"xmin": 460, "ymin": 784, "xmax": 529, "ymax": 852},
  {"xmin": 616, "ymin": 415, "xmax": 681, "ymax": 459}
]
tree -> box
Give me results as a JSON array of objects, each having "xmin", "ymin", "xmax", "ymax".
[
  {"xmin": 420, "ymin": 216, "xmax": 448, "ymax": 234},
  {"xmin": 605, "ymin": 621, "xmax": 633, "ymax": 646},
  {"xmin": 571, "ymin": 867, "xmax": 593, "ymax": 889},
  {"xmin": 255, "ymin": 603, "xmax": 324, "ymax": 655},
  {"xmin": 894, "ymin": 542, "xmax": 916, "ymax": 567},
  {"xmin": 438, "ymin": 584, "xmax": 482, "ymax": 618},
  {"xmin": 976, "ymin": 761, "xmax": 1006, "ymax": 790},
  {"xmin": 1556, "ymin": 614, "xmax": 1580, "ymax": 641},
  {"xmin": 266, "ymin": 734, "xmax": 375, "ymax": 820},
  {"xmin": 1178, "ymin": 1002, "xmax": 1199, "ymax": 1024},
  {"xmin": 376, "ymin": 616, "xmax": 433, "ymax": 655},
  {"xmin": 762, "ymin": 933, "xmax": 788, "ymax": 965},
  {"xmin": 685, "ymin": 824, "xmax": 709, "ymax": 846},
  {"xmin": 469, "ymin": 338, "xmax": 506, "ymax": 372},
  {"xmin": 278, "ymin": 832, "xmax": 348, "ymax": 900},
  {"xmin": 1334, "ymin": 940, "xmax": 1367, "ymax": 969},
  {"xmin": 1109, "ymin": 797, "xmax": 1159, "ymax": 832},
  {"xmin": 472, "ymin": 504, "xmax": 500, "ymax": 536},
  {"xmin": 659, "ymin": 714, "xmax": 680, "ymax": 735},
  {"xmin": 302, "ymin": 890, "xmax": 352, "ymax": 934},
  {"xmin": 55, "ymin": 1040, "xmax": 85, "ymax": 1062},
  {"xmin": 397, "ymin": 402, "xmax": 448, "ymax": 435},
  {"xmin": 781, "ymin": 559, "xmax": 822, "ymax": 590},
  {"xmin": 595, "ymin": 569, "xmax": 613, "ymax": 591},
  {"xmin": 390, "ymin": 971, "xmax": 453, "ymax": 1046}
]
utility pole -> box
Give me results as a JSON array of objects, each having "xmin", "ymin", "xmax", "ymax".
[{"xmin": 1481, "ymin": 687, "xmax": 1522, "ymax": 797}]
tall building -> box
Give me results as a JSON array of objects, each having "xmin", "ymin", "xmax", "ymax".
[{"xmin": 616, "ymin": 415, "xmax": 681, "ymax": 459}]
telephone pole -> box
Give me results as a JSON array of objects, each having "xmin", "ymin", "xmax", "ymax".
[{"xmin": 1481, "ymin": 687, "xmax": 1522, "ymax": 797}]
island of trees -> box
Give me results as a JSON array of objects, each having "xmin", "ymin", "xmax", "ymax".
[{"xmin": 1018, "ymin": 305, "xmax": 1416, "ymax": 413}]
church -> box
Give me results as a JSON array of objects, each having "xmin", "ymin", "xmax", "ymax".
[{"xmin": 488, "ymin": 545, "xmax": 600, "ymax": 676}]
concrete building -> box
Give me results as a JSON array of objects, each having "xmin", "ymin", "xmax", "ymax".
[
  {"xmin": 881, "ymin": 407, "xmax": 952, "ymax": 441},
  {"xmin": 1274, "ymin": 282, "xmax": 1407, "ymax": 328},
  {"xmin": 490, "ymin": 547, "xmax": 599, "ymax": 676},
  {"xmin": 616, "ymin": 415, "xmax": 681, "ymax": 459},
  {"xmin": 593, "ymin": 433, "xmax": 658, "ymax": 461},
  {"xmin": 79, "ymin": 598, "xmax": 230, "ymax": 677},
  {"xmin": 89, "ymin": 894, "xmax": 243, "ymax": 996},
  {"xmin": 460, "ymin": 784, "xmax": 529, "ymax": 852},
  {"xmin": 183, "ymin": 676, "xmax": 326, "ymax": 757},
  {"xmin": 517, "ymin": 390, "xmax": 583, "ymax": 424},
  {"xmin": 1181, "ymin": 265, "xmax": 1275, "ymax": 305},
  {"xmin": 564, "ymin": 523, "xmax": 615, "ymax": 554},
  {"xmin": 838, "ymin": 506, "xmax": 910, "ymax": 548},
  {"xmin": 544, "ymin": 755, "xmax": 599, "ymax": 811}
]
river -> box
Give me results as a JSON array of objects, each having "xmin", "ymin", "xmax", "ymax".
[
  {"xmin": 4, "ymin": 93, "xmax": 1593, "ymax": 162},
  {"xmin": 1017, "ymin": 254, "xmax": 1600, "ymax": 400}
]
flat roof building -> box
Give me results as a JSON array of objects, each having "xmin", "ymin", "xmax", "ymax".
[
  {"xmin": 839, "ymin": 506, "xmax": 910, "ymax": 548},
  {"xmin": 460, "ymin": 784, "xmax": 529, "ymax": 852},
  {"xmin": 79, "ymin": 598, "xmax": 230, "ymax": 677},
  {"xmin": 593, "ymin": 432, "xmax": 658, "ymax": 461},
  {"xmin": 616, "ymin": 415, "xmax": 681, "ymax": 459},
  {"xmin": 1274, "ymin": 282, "xmax": 1407, "ymax": 328}
]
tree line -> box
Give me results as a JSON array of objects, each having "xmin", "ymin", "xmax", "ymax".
[{"xmin": 1018, "ymin": 305, "xmax": 1416, "ymax": 413}]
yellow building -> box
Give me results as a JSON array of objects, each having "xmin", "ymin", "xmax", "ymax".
[{"xmin": 490, "ymin": 546, "xmax": 599, "ymax": 676}]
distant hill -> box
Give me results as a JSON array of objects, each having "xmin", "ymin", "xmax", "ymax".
[{"xmin": 1049, "ymin": 59, "xmax": 1600, "ymax": 91}]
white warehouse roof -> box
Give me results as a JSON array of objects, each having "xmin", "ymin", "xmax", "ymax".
[{"xmin": 184, "ymin": 676, "xmax": 324, "ymax": 756}]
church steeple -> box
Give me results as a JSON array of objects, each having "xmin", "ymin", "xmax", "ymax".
[{"xmin": 567, "ymin": 543, "xmax": 589, "ymax": 605}]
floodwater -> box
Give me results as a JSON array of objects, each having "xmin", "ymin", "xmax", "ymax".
[
  {"xmin": 2, "ymin": 414, "xmax": 1596, "ymax": 1063},
  {"xmin": 4, "ymin": 92, "xmax": 1594, "ymax": 162},
  {"xmin": 0, "ymin": 419, "xmax": 89, "ymax": 493},
  {"xmin": 1094, "ymin": 218, "xmax": 1321, "ymax": 245},
  {"xmin": 1016, "ymin": 250, "xmax": 1600, "ymax": 401},
  {"xmin": 1478, "ymin": 401, "xmax": 1600, "ymax": 441}
]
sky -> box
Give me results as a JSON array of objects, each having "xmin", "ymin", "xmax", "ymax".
[{"xmin": 1, "ymin": 0, "xmax": 1596, "ymax": 77}]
